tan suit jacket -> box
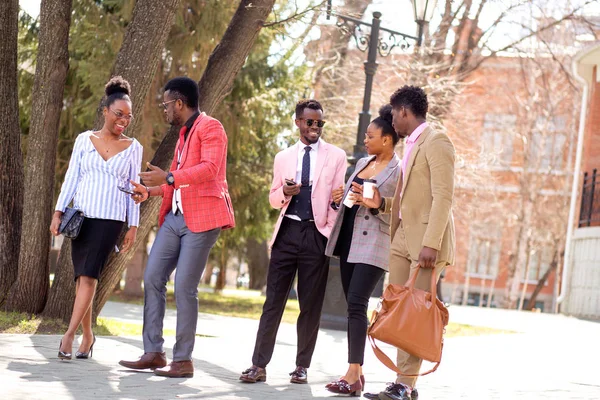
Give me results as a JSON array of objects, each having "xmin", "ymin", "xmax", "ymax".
[{"xmin": 384, "ymin": 126, "xmax": 455, "ymax": 266}]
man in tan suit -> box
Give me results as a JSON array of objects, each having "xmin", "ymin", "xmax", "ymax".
[{"xmin": 359, "ymin": 86, "xmax": 455, "ymax": 400}]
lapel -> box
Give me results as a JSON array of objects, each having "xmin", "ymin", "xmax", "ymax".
[
  {"xmin": 401, "ymin": 127, "xmax": 431, "ymax": 196},
  {"xmin": 376, "ymin": 154, "xmax": 401, "ymax": 188},
  {"xmin": 178, "ymin": 112, "xmax": 205, "ymax": 168},
  {"xmin": 312, "ymin": 139, "xmax": 329, "ymax": 188},
  {"xmin": 343, "ymin": 156, "xmax": 373, "ymax": 197}
]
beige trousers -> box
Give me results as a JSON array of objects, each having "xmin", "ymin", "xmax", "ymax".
[{"xmin": 389, "ymin": 222, "xmax": 446, "ymax": 388}]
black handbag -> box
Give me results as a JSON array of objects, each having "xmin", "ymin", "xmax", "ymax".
[{"xmin": 58, "ymin": 207, "xmax": 85, "ymax": 239}]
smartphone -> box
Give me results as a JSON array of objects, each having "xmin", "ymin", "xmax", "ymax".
[
  {"xmin": 285, "ymin": 179, "xmax": 297, "ymax": 186},
  {"xmin": 117, "ymin": 185, "xmax": 136, "ymax": 195}
]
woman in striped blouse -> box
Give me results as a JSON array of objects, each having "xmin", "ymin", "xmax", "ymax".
[{"xmin": 50, "ymin": 76, "xmax": 143, "ymax": 360}]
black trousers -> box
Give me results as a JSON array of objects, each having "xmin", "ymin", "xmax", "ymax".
[
  {"xmin": 340, "ymin": 254, "xmax": 385, "ymax": 365},
  {"xmin": 252, "ymin": 218, "xmax": 329, "ymax": 368}
]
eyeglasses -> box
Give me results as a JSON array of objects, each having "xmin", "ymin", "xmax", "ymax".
[
  {"xmin": 110, "ymin": 109, "xmax": 134, "ymax": 121},
  {"xmin": 299, "ymin": 118, "xmax": 326, "ymax": 128},
  {"xmin": 160, "ymin": 99, "xmax": 177, "ymax": 110}
]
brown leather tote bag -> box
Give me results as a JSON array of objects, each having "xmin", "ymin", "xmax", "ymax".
[{"xmin": 368, "ymin": 265, "xmax": 449, "ymax": 376}]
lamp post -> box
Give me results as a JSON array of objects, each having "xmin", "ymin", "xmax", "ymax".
[
  {"xmin": 327, "ymin": 0, "xmax": 437, "ymax": 173},
  {"xmin": 319, "ymin": 0, "xmax": 437, "ymax": 330}
]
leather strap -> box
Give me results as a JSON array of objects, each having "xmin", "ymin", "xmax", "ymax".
[
  {"xmin": 368, "ymin": 264, "xmax": 442, "ymax": 377},
  {"xmin": 368, "ymin": 333, "xmax": 442, "ymax": 377}
]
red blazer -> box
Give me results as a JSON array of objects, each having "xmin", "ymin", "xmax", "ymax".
[{"xmin": 159, "ymin": 113, "xmax": 235, "ymax": 233}]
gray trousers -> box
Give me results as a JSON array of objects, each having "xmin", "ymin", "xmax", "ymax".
[{"xmin": 142, "ymin": 211, "xmax": 220, "ymax": 361}]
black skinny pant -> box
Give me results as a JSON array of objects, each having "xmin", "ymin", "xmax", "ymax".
[
  {"xmin": 252, "ymin": 218, "xmax": 329, "ymax": 368},
  {"xmin": 339, "ymin": 253, "xmax": 385, "ymax": 365}
]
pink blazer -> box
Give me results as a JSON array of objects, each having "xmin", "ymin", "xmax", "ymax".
[{"xmin": 268, "ymin": 139, "xmax": 347, "ymax": 248}]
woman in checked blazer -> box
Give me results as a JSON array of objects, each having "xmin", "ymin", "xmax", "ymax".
[{"xmin": 324, "ymin": 105, "xmax": 401, "ymax": 396}]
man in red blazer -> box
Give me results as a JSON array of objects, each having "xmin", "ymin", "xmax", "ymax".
[
  {"xmin": 240, "ymin": 99, "xmax": 346, "ymax": 385},
  {"xmin": 120, "ymin": 77, "xmax": 235, "ymax": 378}
]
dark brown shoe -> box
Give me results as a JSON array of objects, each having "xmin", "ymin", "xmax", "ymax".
[
  {"xmin": 289, "ymin": 366, "xmax": 308, "ymax": 384},
  {"xmin": 154, "ymin": 360, "xmax": 194, "ymax": 378},
  {"xmin": 119, "ymin": 352, "xmax": 167, "ymax": 370},
  {"xmin": 239, "ymin": 365, "xmax": 267, "ymax": 383}
]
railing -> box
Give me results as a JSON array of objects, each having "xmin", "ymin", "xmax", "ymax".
[{"xmin": 579, "ymin": 169, "xmax": 600, "ymax": 227}]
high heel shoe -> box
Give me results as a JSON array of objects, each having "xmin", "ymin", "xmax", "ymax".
[
  {"xmin": 75, "ymin": 335, "xmax": 96, "ymax": 359},
  {"xmin": 326, "ymin": 378, "xmax": 363, "ymax": 397},
  {"xmin": 58, "ymin": 340, "xmax": 72, "ymax": 360}
]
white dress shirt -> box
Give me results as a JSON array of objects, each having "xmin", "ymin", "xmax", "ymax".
[
  {"xmin": 294, "ymin": 140, "xmax": 319, "ymax": 185},
  {"xmin": 286, "ymin": 140, "xmax": 319, "ymax": 221}
]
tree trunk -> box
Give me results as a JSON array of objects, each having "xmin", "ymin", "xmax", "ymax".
[
  {"xmin": 196, "ymin": 0, "xmax": 277, "ymax": 114},
  {"xmin": 45, "ymin": 0, "xmax": 181, "ymax": 319},
  {"xmin": 0, "ymin": 0, "xmax": 23, "ymax": 308},
  {"xmin": 94, "ymin": 0, "xmax": 181, "ymax": 136},
  {"xmin": 202, "ymin": 263, "xmax": 214, "ymax": 285},
  {"xmin": 43, "ymin": 240, "xmax": 75, "ymax": 320},
  {"xmin": 246, "ymin": 238, "xmax": 269, "ymax": 290},
  {"xmin": 123, "ymin": 232, "xmax": 149, "ymax": 297},
  {"xmin": 215, "ymin": 239, "xmax": 228, "ymax": 293},
  {"xmin": 505, "ymin": 200, "xmax": 533, "ymax": 308},
  {"xmin": 6, "ymin": 0, "xmax": 73, "ymax": 314},
  {"xmin": 525, "ymin": 251, "xmax": 558, "ymax": 311}
]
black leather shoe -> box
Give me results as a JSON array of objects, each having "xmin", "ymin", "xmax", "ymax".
[
  {"xmin": 378, "ymin": 382, "xmax": 418, "ymax": 400},
  {"xmin": 289, "ymin": 366, "xmax": 308, "ymax": 384}
]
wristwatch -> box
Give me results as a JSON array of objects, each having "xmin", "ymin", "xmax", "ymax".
[{"xmin": 166, "ymin": 172, "xmax": 175, "ymax": 186}]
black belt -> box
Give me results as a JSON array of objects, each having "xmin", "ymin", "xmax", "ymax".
[{"xmin": 284, "ymin": 217, "xmax": 315, "ymax": 225}]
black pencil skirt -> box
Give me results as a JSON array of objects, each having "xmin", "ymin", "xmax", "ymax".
[{"xmin": 71, "ymin": 218, "xmax": 124, "ymax": 281}]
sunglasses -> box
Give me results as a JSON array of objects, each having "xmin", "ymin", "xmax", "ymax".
[{"xmin": 299, "ymin": 118, "xmax": 326, "ymax": 128}]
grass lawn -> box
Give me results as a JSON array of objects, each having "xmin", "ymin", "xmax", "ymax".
[
  {"xmin": 1, "ymin": 288, "xmax": 511, "ymax": 337},
  {"xmin": 0, "ymin": 311, "xmax": 175, "ymax": 337},
  {"xmin": 110, "ymin": 287, "xmax": 302, "ymax": 325},
  {"xmin": 110, "ymin": 287, "xmax": 511, "ymax": 338}
]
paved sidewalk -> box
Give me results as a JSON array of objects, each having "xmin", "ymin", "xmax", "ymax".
[{"xmin": 1, "ymin": 303, "xmax": 599, "ymax": 399}]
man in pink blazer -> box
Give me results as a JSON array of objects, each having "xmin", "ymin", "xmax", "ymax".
[{"xmin": 240, "ymin": 99, "xmax": 346, "ymax": 385}]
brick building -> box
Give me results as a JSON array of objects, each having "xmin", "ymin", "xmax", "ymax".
[{"xmin": 313, "ymin": 27, "xmax": 591, "ymax": 313}]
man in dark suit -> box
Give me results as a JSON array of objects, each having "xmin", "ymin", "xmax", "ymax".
[{"xmin": 239, "ymin": 100, "xmax": 346, "ymax": 385}]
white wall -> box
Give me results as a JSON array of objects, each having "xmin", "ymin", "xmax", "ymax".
[{"xmin": 562, "ymin": 227, "xmax": 600, "ymax": 319}]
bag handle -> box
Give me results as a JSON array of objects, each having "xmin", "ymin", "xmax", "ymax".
[
  {"xmin": 368, "ymin": 333, "xmax": 442, "ymax": 377},
  {"xmin": 404, "ymin": 264, "xmax": 439, "ymax": 303}
]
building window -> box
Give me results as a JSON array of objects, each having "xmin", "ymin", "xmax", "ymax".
[
  {"xmin": 522, "ymin": 246, "xmax": 553, "ymax": 284},
  {"xmin": 467, "ymin": 228, "xmax": 502, "ymax": 279},
  {"xmin": 480, "ymin": 113, "xmax": 516, "ymax": 166},
  {"xmin": 529, "ymin": 116, "xmax": 567, "ymax": 170}
]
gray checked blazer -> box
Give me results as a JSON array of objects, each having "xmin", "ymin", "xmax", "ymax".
[{"xmin": 325, "ymin": 154, "xmax": 401, "ymax": 271}]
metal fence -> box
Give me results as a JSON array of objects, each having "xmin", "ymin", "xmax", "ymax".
[{"xmin": 579, "ymin": 169, "xmax": 600, "ymax": 227}]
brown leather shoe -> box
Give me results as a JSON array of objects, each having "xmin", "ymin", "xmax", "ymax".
[
  {"xmin": 239, "ymin": 365, "xmax": 267, "ymax": 383},
  {"xmin": 119, "ymin": 352, "xmax": 167, "ymax": 370},
  {"xmin": 289, "ymin": 366, "xmax": 308, "ymax": 384},
  {"xmin": 154, "ymin": 361, "xmax": 194, "ymax": 378}
]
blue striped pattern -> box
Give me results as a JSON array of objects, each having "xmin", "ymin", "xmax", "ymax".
[{"xmin": 55, "ymin": 131, "xmax": 143, "ymax": 227}]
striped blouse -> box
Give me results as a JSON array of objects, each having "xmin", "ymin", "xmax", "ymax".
[{"xmin": 55, "ymin": 131, "xmax": 143, "ymax": 227}]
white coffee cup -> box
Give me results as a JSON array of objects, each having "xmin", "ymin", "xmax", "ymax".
[
  {"xmin": 362, "ymin": 179, "xmax": 377, "ymax": 199},
  {"xmin": 343, "ymin": 191, "xmax": 355, "ymax": 208}
]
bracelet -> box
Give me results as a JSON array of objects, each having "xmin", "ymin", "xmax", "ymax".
[
  {"xmin": 378, "ymin": 197, "xmax": 386, "ymax": 211},
  {"xmin": 144, "ymin": 185, "xmax": 150, "ymax": 196}
]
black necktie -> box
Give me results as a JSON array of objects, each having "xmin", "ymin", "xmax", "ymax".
[{"xmin": 301, "ymin": 146, "xmax": 311, "ymax": 186}]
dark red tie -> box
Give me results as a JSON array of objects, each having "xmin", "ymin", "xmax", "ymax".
[{"xmin": 178, "ymin": 126, "xmax": 187, "ymax": 156}]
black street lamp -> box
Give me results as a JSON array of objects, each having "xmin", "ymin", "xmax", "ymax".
[
  {"xmin": 320, "ymin": 0, "xmax": 437, "ymax": 330},
  {"xmin": 327, "ymin": 0, "xmax": 437, "ymax": 173}
]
